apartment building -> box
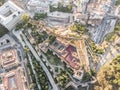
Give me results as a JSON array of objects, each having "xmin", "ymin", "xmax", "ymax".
[
  {"xmin": 1, "ymin": 67, "xmax": 28, "ymax": 90},
  {"xmin": 0, "ymin": 49, "xmax": 20, "ymax": 70},
  {"xmin": 39, "ymin": 39, "xmax": 89, "ymax": 80}
]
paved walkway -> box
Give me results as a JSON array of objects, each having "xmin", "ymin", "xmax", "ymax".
[{"xmin": 21, "ymin": 33, "xmax": 58, "ymax": 90}]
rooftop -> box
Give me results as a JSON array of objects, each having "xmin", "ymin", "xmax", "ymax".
[
  {"xmin": 0, "ymin": 49, "xmax": 20, "ymax": 69},
  {"xmin": 62, "ymin": 45, "xmax": 80, "ymax": 69},
  {"xmin": 0, "ymin": 1, "xmax": 24, "ymax": 30},
  {"xmin": 2, "ymin": 68, "xmax": 28, "ymax": 90},
  {"xmin": 48, "ymin": 11, "xmax": 71, "ymax": 19},
  {"xmin": 0, "ymin": 1, "xmax": 23, "ymax": 24},
  {"xmin": 28, "ymin": 0, "xmax": 48, "ymax": 6}
]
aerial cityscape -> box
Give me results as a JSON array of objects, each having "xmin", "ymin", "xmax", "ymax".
[{"xmin": 0, "ymin": 0, "xmax": 120, "ymax": 90}]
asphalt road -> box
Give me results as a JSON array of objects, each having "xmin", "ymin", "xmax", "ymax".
[{"xmin": 21, "ymin": 33, "xmax": 58, "ymax": 90}]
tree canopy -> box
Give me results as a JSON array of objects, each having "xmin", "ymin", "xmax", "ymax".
[
  {"xmin": 94, "ymin": 55, "xmax": 120, "ymax": 90},
  {"xmin": 115, "ymin": 0, "xmax": 120, "ymax": 6},
  {"xmin": 70, "ymin": 24, "xmax": 86, "ymax": 33},
  {"xmin": 21, "ymin": 13, "xmax": 30, "ymax": 23},
  {"xmin": 50, "ymin": 2, "xmax": 73, "ymax": 13},
  {"xmin": 33, "ymin": 13, "xmax": 47, "ymax": 20},
  {"xmin": 48, "ymin": 35, "xmax": 56, "ymax": 44}
]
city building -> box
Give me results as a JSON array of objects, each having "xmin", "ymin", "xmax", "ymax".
[
  {"xmin": 48, "ymin": 11, "xmax": 72, "ymax": 23},
  {"xmin": 1, "ymin": 67, "xmax": 28, "ymax": 90},
  {"xmin": 27, "ymin": 0, "xmax": 49, "ymax": 13},
  {"xmin": 73, "ymin": 13, "xmax": 89, "ymax": 25},
  {"xmin": 0, "ymin": 49, "xmax": 20, "ymax": 70},
  {"xmin": 0, "ymin": 34, "xmax": 18, "ymax": 51},
  {"xmin": 73, "ymin": 0, "xmax": 89, "ymax": 13},
  {"xmin": 0, "ymin": 1, "xmax": 24, "ymax": 30},
  {"xmin": 87, "ymin": 0, "xmax": 112, "ymax": 26},
  {"xmin": 39, "ymin": 38, "xmax": 89, "ymax": 80}
]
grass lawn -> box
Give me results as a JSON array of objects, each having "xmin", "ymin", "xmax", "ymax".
[
  {"xmin": 0, "ymin": 24, "xmax": 9, "ymax": 37},
  {"xmin": 45, "ymin": 49, "xmax": 61, "ymax": 65}
]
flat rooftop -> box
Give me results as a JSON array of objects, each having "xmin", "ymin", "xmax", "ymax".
[
  {"xmin": 48, "ymin": 11, "xmax": 71, "ymax": 18},
  {"xmin": 0, "ymin": 1, "xmax": 24, "ymax": 26},
  {"xmin": 3, "ymin": 68, "xmax": 28, "ymax": 90},
  {"xmin": 0, "ymin": 49, "xmax": 19, "ymax": 68},
  {"xmin": 63, "ymin": 45, "xmax": 80, "ymax": 69}
]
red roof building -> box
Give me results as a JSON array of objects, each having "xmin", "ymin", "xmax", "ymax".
[
  {"xmin": 0, "ymin": 49, "xmax": 20, "ymax": 69},
  {"xmin": 2, "ymin": 68, "xmax": 28, "ymax": 90}
]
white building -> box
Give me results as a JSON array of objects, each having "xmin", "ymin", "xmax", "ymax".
[
  {"xmin": 0, "ymin": 1, "xmax": 24, "ymax": 30},
  {"xmin": 27, "ymin": 0, "xmax": 49, "ymax": 13}
]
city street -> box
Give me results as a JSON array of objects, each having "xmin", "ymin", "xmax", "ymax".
[
  {"xmin": 13, "ymin": 30, "xmax": 58, "ymax": 90},
  {"xmin": 22, "ymin": 33, "xmax": 58, "ymax": 90}
]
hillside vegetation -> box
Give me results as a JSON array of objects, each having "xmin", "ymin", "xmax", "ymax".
[{"xmin": 94, "ymin": 55, "xmax": 120, "ymax": 90}]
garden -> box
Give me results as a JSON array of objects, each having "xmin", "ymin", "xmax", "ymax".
[
  {"xmin": 30, "ymin": 52, "xmax": 50, "ymax": 90},
  {"xmin": 44, "ymin": 49, "xmax": 61, "ymax": 65},
  {"xmin": 26, "ymin": 56, "xmax": 38, "ymax": 90},
  {"xmin": 31, "ymin": 31, "xmax": 48, "ymax": 44},
  {"xmin": 34, "ymin": 13, "xmax": 47, "ymax": 20},
  {"xmin": 26, "ymin": 52, "xmax": 50, "ymax": 90},
  {"xmin": 56, "ymin": 70, "xmax": 70, "ymax": 87}
]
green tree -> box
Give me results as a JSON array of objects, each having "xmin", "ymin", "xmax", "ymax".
[
  {"xmin": 95, "ymin": 55, "xmax": 120, "ymax": 90},
  {"xmin": 34, "ymin": 13, "xmax": 47, "ymax": 20},
  {"xmin": 115, "ymin": 0, "xmax": 120, "ymax": 5},
  {"xmin": 21, "ymin": 13, "xmax": 29, "ymax": 23},
  {"xmin": 70, "ymin": 25, "xmax": 77, "ymax": 31},
  {"xmin": 48, "ymin": 35, "xmax": 56, "ymax": 44},
  {"xmin": 70, "ymin": 24, "xmax": 85, "ymax": 33},
  {"xmin": 30, "ymin": 83, "xmax": 36, "ymax": 89},
  {"xmin": 24, "ymin": 47, "xmax": 29, "ymax": 53}
]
